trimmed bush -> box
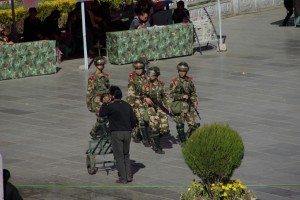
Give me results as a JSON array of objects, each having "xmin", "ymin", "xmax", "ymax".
[
  {"xmin": 0, "ymin": 0, "xmax": 135, "ymax": 30},
  {"xmin": 0, "ymin": 0, "xmax": 76, "ymax": 30},
  {"xmin": 182, "ymin": 123, "xmax": 244, "ymax": 185}
]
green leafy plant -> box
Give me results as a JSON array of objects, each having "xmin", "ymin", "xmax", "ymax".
[
  {"xmin": 181, "ymin": 179, "xmax": 257, "ymax": 200},
  {"xmin": 182, "ymin": 123, "xmax": 245, "ymax": 198},
  {"xmin": 0, "ymin": 0, "xmax": 135, "ymax": 29}
]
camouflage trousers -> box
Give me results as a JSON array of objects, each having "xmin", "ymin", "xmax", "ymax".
[
  {"xmin": 147, "ymin": 107, "xmax": 170, "ymax": 135},
  {"xmin": 174, "ymin": 102, "xmax": 196, "ymax": 127},
  {"xmin": 90, "ymin": 100, "xmax": 105, "ymax": 138},
  {"xmin": 90, "ymin": 116, "xmax": 108, "ymax": 138},
  {"xmin": 94, "ymin": 96, "xmax": 103, "ymax": 117},
  {"xmin": 132, "ymin": 100, "xmax": 146, "ymax": 139}
]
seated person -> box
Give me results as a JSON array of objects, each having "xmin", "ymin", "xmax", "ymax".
[
  {"xmin": 172, "ymin": 0, "xmax": 190, "ymax": 24},
  {"xmin": 42, "ymin": 9, "xmax": 61, "ymax": 40},
  {"xmin": 109, "ymin": 7, "xmax": 128, "ymax": 31},
  {"xmin": 152, "ymin": 1, "xmax": 165, "ymax": 13},
  {"xmin": 0, "ymin": 26, "xmax": 13, "ymax": 45},
  {"xmin": 3, "ymin": 169, "xmax": 23, "ymax": 200},
  {"xmin": 23, "ymin": 7, "xmax": 43, "ymax": 42},
  {"xmin": 129, "ymin": 10, "xmax": 150, "ymax": 30}
]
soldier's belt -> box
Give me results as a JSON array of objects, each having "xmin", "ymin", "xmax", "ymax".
[{"xmin": 174, "ymin": 99, "xmax": 188, "ymax": 102}]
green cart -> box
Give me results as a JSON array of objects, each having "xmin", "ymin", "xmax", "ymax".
[{"xmin": 86, "ymin": 133, "xmax": 115, "ymax": 175}]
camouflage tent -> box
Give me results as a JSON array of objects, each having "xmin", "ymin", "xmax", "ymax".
[{"xmin": 0, "ymin": 40, "xmax": 57, "ymax": 80}]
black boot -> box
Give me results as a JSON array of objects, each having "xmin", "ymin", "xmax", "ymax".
[
  {"xmin": 176, "ymin": 123, "xmax": 186, "ymax": 143},
  {"xmin": 98, "ymin": 117, "xmax": 109, "ymax": 136},
  {"xmin": 140, "ymin": 121, "xmax": 151, "ymax": 147},
  {"xmin": 186, "ymin": 123, "xmax": 200, "ymax": 138},
  {"xmin": 152, "ymin": 128, "xmax": 165, "ymax": 154},
  {"xmin": 132, "ymin": 129, "xmax": 142, "ymax": 143}
]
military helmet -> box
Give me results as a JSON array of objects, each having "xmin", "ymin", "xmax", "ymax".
[
  {"xmin": 177, "ymin": 62, "xmax": 189, "ymax": 72},
  {"xmin": 132, "ymin": 61, "xmax": 145, "ymax": 69},
  {"xmin": 137, "ymin": 56, "xmax": 149, "ymax": 65},
  {"xmin": 94, "ymin": 56, "xmax": 106, "ymax": 66},
  {"xmin": 147, "ymin": 66, "xmax": 160, "ymax": 77}
]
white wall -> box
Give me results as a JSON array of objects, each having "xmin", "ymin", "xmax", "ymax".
[{"xmin": 187, "ymin": 0, "xmax": 283, "ymax": 19}]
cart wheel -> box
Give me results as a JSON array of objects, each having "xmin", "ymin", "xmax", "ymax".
[{"xmin": 86, "ymin": 154, "xmax": 97, "ymax": 175}]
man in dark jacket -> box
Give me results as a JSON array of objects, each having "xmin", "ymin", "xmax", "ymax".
[
  {"xmin": 100, "ymin": 86, "xmax": 137, "ymax": 184},
  {"xmin": 23, "ymin": 7, "xmax": 43, "ymax": 42}
]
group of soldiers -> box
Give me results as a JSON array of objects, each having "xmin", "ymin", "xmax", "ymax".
[{"xmin": 86, "ymin": 56, "xmax": 200, "ymax": 154}]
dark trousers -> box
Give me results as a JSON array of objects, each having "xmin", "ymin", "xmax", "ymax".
[
  {"xmin": 283, "ymin": 7, "xmax": 294, "ymax": 25},
  {"xmin": 111, "ymin": 131, "xmax": 132, "ymax": 180},
  {"xmin": 282, "ymin": 0, "xmax": 294, "ymax": 26}
]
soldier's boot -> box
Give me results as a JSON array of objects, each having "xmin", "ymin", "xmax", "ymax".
[
  {"xmin": 90, "ymin": 128, "xmax": 97, "ymax": 140},
  {"xmin": 132, "ymin": 129, "xmax": 142, "ymax": 143},
  {"xmin": 152, "ymin": 128, "xmax": 165, "ymax": 154},
  {"xmin": 176, "ymin": 123, "xmax": 186, "ymax": 144},
  {"xmin": 159, "ymin": 129, "xmax": 170, "ymax": 138},
  {"xmin": 90, "ymin": 120, "xmax": 100, "ymax": 140},
  {"xmin": 98, "ymin": 117, "xmax": 109, "ymax": 136},
  {"xmin": 186, "ymin": 123, "xmax": 200, "ymax": 138},
  {"xmin": 140, "ymin": 121, "xmax": 151, "ymax": 147}
]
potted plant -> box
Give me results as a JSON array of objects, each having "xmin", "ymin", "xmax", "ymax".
[{"xmin": 181, "ymin": 123, "xmax": 257, "ymax": 200}]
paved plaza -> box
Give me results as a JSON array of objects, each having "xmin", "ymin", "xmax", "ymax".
[{"xmin": 1, "ymin": 6, "xmax": 300, "ymax": 200}]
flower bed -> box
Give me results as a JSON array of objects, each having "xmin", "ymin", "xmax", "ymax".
[{"xmin": 181, "ymin": 179, "xmax": 256, "ymax": 200}]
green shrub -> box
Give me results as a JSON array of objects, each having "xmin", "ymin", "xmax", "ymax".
[
  {"xmin": 182, "ymin": 123, "xmax": 244, "ymax": 186},
  {"xmin": 0, "ymin": 0, "xmax": 135, "ymax": 30},
  {"xmin": 0, "ymin": 0, "xmax": 76, "ymax": 29}
]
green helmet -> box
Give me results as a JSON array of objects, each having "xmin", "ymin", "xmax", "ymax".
[
  {"xmin": 94, "ymin": 56, "xmax": 106, "ymax": 66},
  {"xmin": 132, "ymin": 61, "xmax": 145, "ymax": 69},
  {"xmin": 137, "ymin": 56, "xmax": 149, "ymax": 65},
  {"xmin": 177, "ymin": 62, "xmax": 189, "ymax": 72},
  {"xmin": 147, "ymin": 66, "xmax": 160, "ymax": 77}
]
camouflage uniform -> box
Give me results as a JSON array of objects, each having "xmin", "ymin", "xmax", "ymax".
[
  {"xmin": 142, "ymin": 66, "xmax": 170, "ymax": 154},
  {"xmin": 86, "ymin": 57, "xmax": 110, "ymax": 139},
  {"xmin": 127, "ymin": 61, "xmax": 150, "ymax": 147},
  {"xmin": 169, "ymin": 62, "xmax": 199, "ymax": 143}
]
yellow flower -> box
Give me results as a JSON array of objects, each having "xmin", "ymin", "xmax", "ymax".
[
  {"xmin": 241, "ymin": 185, "xmax": 247, "ymax": 189},
  {"xmin": 235, "ymin": 179, "xmax": 241, "ymax": 183},
  {"xmin": 223, "ymin": 192, "xmax": 228, "ymax": 197},
  {"xmin": 188, "ymin": 187, "xmax": 191, "ymax": 191},
  {"xmin": 212, "ymin": 183, "xmax": 215, "ymax": 187}
]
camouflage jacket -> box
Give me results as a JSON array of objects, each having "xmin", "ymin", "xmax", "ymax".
[
  {"xmin": 142, "ymin": 80, "xmax": 170, "ymax": 109},
  {"xmin": 86, "ymin": 71, "xmax": 110, "ymax": 112},
  {"xmin": 127, "ymin": 71, "xmax": 148, "ymax": 107},
  {"xmin": 169, "ymin": 76, "xmax": 198, "ymax": 103}
]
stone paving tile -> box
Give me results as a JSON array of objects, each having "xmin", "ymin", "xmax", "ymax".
[
  {"xmin": 0, "ymin": 108, "xmax": 35, "ymax": 115},
  {"xmin": 256, "ymin": 187, "xmax": 300, "ymax": 198}
]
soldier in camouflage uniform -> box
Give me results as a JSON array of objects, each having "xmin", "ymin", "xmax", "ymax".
[
  {"xmin": 127, "ymin": 60, "xmax": 151, "ymax": 147},
  {"xmin": 169, "ymin": 62, "xmax": 199, "ymax": 143},
  {"xmin": 142, "ymin": 66, "xmax": 170, "ymax": 154},
  {"xmin": 86, "ymin": 56, "xmax": 110, "ymax": 140}
]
